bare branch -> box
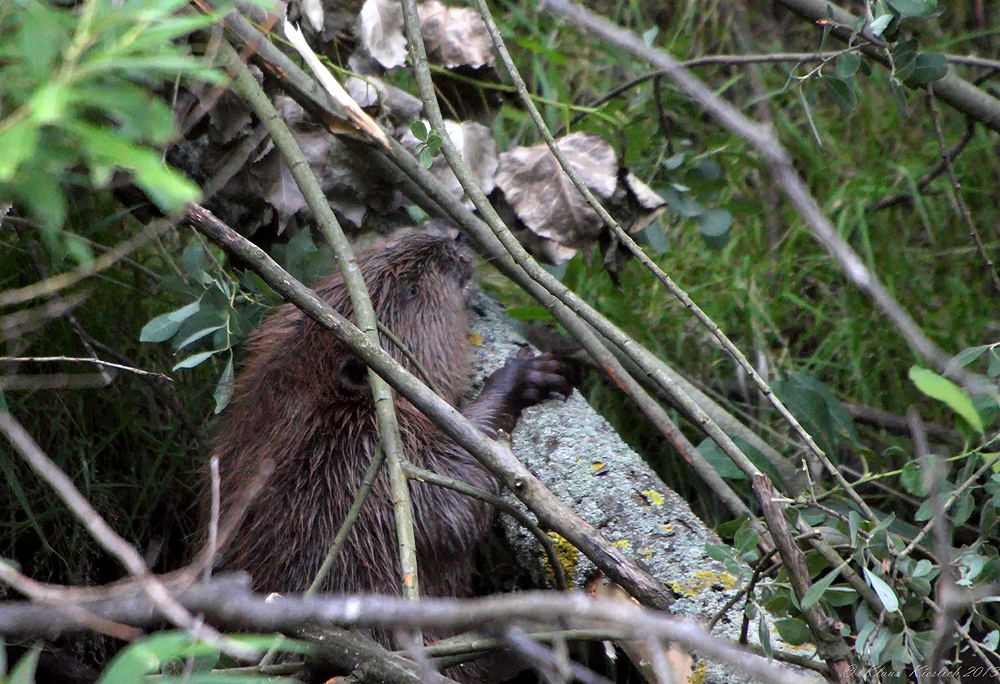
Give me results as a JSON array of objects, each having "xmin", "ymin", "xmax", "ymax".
[
  {"xmin": 0, "ymin": 356, "xmax": 172, "ymax": 381},
  {"xmin": 0, "ymin": 411, "xmax": 257, "ymax": 661},
  {"xmin": 0, "ymin": 579, "xmax": 818, "ymax": 684}
]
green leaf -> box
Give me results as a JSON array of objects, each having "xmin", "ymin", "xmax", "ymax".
[
  {"xmin": 80, "ymin": 55, "xmax": 219, "ymax": 79},
  {"xmin": 952, "ymin": 492, "xmax": 975, "ymax": 526},
  {"xmin": 172, "ymin": 350, "xmax": 217, "ymax": 370},
  {"xmin": 705, "ymin": 543, "xmax": 732, "ymax": 562},
  {"xmin": 63, "ymin": 233, "xmax": 95, "ymax": 265},
  {"xmin": 410, "ymin": 120, "xmax": 428, "ymax": 141},
  {"xmin": 900, "ymin": 461, "xmax": 926, "ymax": 496},
  {"xmin": 891, "ymin": 38, "xmax": 918, "ymax": 83},
  {"xmin": 181, "ymin": 241, "xmax": 211, "ymax": 279},
  {"xmin": 988, "ymin": 348, "xmax": 1000, "ymax": 377},
  {"xmin": 758, "ymin": 614, "xmax": 772, "ymax": 660},
  {"xmin": 823, "ymin": 586, "xmax": 859, "ymax": 607},
  {"xmin": 801, "ymin": 562, "xmax": 846, "ymax": 610},
  {"xmin": 8, "ymin": 644, "xmax": 41, "ymax": 684},
  {"xmin": 0, "ymin": 118, "xmax": 40, "ymax": 181},
  {"xmin": 909, "ymin": 366, "xmax": 984, "ymax": 434},
  {"xmin": 140, "ymin": 301, "xmax": 201, "ymax": 342},
  {"xmin": 214, "ymin": 355, "xmax": 235, "ymax": 414},
  {"xmin": 28, "ymin": 81, "xmax": 69, "ymax": 124},
  {"xmin": 835, "ymin": 52, "xmax": 861, "ymax": 78},
  {"xmin": 67, "ymin": 121, "xmax": 201, "ymax": 213},
  {"xmin": 662, "ymin": 152, "xmax": 687, "ymax": 171},
  {"xmin": 17, "ymin": 1, "xmax": 70, "ymax": 79},
  {"xmin": 19, "ymin": 171, "xmax": 67, "ymax": 231},
  {"xmin": 697, "ymin": 208, "xmax": 732, "ymax": 249},
  {"xmin": 863, "ymin": 567, "xmax": 899, "ymax": 613},
  {"xmin": 734, "ymin": 527, "xmax": 759, "ymax": 556},
  {"xmin": 506, "ymin": 304, "xmax": 553, "ymax": 322},
  {"xmin": 639, "ymin": 222, "xmax": 669, "ymax": 254},
  {"xmin": 697, "ymin": 437, "xmax": 745, "ymax": 481},
  {"xmin": 69, "ymin": 82, "xmax": 178, "ymax": 145},
  {"xmin": 908, "ymin": 52, "xmax": 948, "ymax": 85},
  {"xmin": 948, "ymin": 345, "xmax": 989, "ymax": 370},
  {"xmin": 774, "ymin": 618, "xmax": 811, "ymax": 646},
  {"xmin": 695, "ymin": 158, "xmax": 721, "ymax": 181},
  {"xmin": 887, "ymin": 0, "xmax": 938, "ymax": 19},
  {"xmin": 821, "ymin": 75, "xmax": 856, "ymax": 111},
  {"xmin": 174, "ymin": 321, "xmax": 226, "ymax": 352},
  {"xmin": 869, "ymin": 13, "xmax": 893, "ymax": 36},
  {"xmin": 981, "ymin": 499, "xmax": 997, "ymax": 536}
]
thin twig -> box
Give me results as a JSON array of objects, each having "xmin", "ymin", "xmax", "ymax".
[
  {"xmin": 220, "ymin": 39, "xmax": 422, "ymax": 603},
  {"xmin": 399, "ymin": 0, "xmax": 776, "ymax": 547},
  {"xmin": 308, "ymin": 447, "xmax": 388, "ymax": 595},
  {"xmin": 0, "ymin": 578, "xmax": 818, "ymax": 684},
  {"xmin": 403, "ymin": 462, "xmax": 568, "ymax": 591},
  {"xmin": 0, "ymin": 356, "xmax": 172, "ymax": 381},
  {"xmin": 925, "ymin": 85, "xmax": 1000, "ymax": 298},
  {"xmin": 0, "ymin": 559, "xmax": 143, "ymax": 641},
  {"xmin": 205, "ymin": 456, "xmax": 220, "ymax": 582},
  {"xmin": 0, "ymin": 411, "xmax": 258, "ymax": 660},
  {"xmin": 0, "ymin": 219, "xmax": 176, "ymax": 308},
  {"xmin": 501, "ymin": 625, "xmax": 614, "ymax": 684},
  {"xmin": 867, "ymin": 119, "xmax": 976, "ymax": 212},
  {"xmin": 184, "ymin": 202, "xmax": 676, "ymax": 610},
  {"xmin": 540, "ymin": 0, "xmax": 979, "ymax": 386}
]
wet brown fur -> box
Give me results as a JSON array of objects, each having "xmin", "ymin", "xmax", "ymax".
[{"xmin": 209, "ymin": 228, "xmax": 501, "ymax": 605}]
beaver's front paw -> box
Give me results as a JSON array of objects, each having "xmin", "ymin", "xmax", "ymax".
[{"xmin": 482, "ymin": 346, "xmax": 571, "ymax": 415}]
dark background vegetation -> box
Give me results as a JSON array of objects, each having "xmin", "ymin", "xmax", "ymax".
[{"xmin": 1, "ymin": 0, "xmax": 999, "ymax": 680}]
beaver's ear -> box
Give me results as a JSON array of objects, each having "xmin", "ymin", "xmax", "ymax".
[{"xmin": 337, "ymin": 355, "xmax": 370, "ymax": 395}]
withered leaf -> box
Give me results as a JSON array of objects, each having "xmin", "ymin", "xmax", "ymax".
[
  {"xmin": 358, "ymin": 0, "xmax": 408, "ymax": 69},
  {"xmin": 494, "ymin": 133, "xmax": 666, "ymax": 267},
  {"xmin": 358, "ymin": 0, "xmax": 495, "ymax": 71},
  {"xmin": 495, "ymin": 132, "xmax": 616, "ymax": 248},
  {"xmin": 418, "ymin": 0, "xmax": 495, "ymax": 69}
]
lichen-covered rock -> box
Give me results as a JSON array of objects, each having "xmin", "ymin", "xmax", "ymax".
[{"xmin": 467, "ymin": 290, "xmax": 824, "ymax": 684}]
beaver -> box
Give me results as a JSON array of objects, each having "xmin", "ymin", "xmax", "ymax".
[{"xmin": 208, "ymin": 226, "xmax": 569, "ymax": 676}]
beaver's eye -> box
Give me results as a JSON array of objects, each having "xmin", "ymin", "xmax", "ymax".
[{"xmin": 405, "ymin": 284, "xmax": 419, "ymax": 300}]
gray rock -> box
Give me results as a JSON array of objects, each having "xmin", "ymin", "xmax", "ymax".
[{"xmin": 467, "ymin": 290, "xmax": 824, "ymax": 684}]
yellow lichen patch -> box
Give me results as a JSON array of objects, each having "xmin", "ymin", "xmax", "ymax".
[
  {"xmin": 719, "ymin": 572, "xmax": 738, "ymax": 590},
  {"xmin": 468, "ymin": 332, "xmax": 483, "ymax": 346},
  {"xmin": 641, "ymin": 489, "xmax": 665, "ymax": 505},
  {"xmin": 544, "ymin": 531, "xmax": 579, "ymax": 587},
  {"xmin": 668, "ymin": 571, "xmax": 732, "ymax": 597},
  {"xmin": 689, "ymin": 660, "xmax": 707, "ymax": 684},
  {"xmin": 661, "ymin": 523, "xmax": 675, "ymax": 535},
  {"xmin": 612, "ymin": 539, "xmax": 630, "ymax": 549}
]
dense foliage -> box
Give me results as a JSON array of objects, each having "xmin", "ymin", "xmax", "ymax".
[{"xmin": 2, "ymin": 0, "xmax": 999, "ymax": 681}]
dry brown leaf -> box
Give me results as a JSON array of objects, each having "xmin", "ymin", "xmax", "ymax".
[
  {"xmin": 358, "ymin": 0, "xmax": 407, "ymax": 69},
  {"xmin": 493, "ymin": 132, "xmax": 665, "ymax": 267},
  {"xmin": 417, "ymin": 0, "xmax": 495, "ymax": 69}
]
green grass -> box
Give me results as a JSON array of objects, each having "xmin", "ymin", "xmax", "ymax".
[{"xmin": 484, "ymin": 0, "xmax": 999, "ymax": 521}]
